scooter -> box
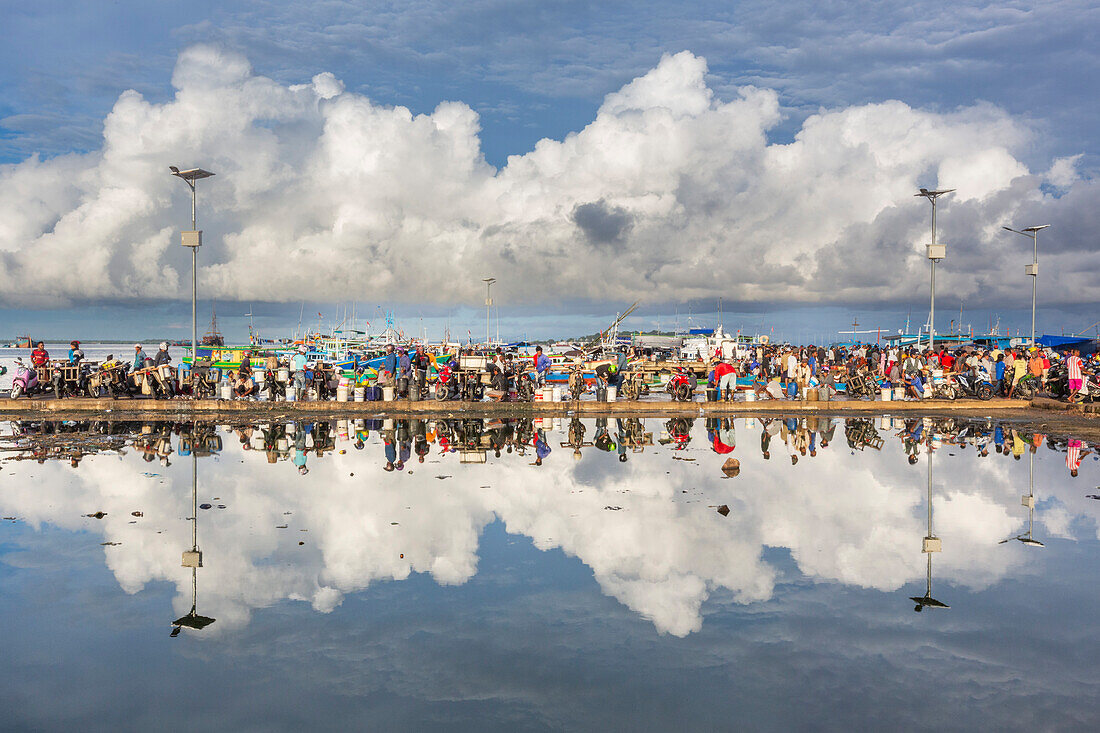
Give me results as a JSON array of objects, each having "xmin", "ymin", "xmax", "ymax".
[
  {"xmin": 9, "ymin": 359, "xmax": 40, "ymax": 399},
  {"xmin": 952, "ymin": 372, "xmax": 994, "ymax": 400},
  {"xmin": 567, "ymin": 363, "xmax": 586, "ymax": 400}
]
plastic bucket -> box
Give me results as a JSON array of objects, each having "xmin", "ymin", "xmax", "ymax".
[
  {"xmin": 881, "ymin": 387, "xmax": 892, "ymax": 401},
  {"xmin": 606, "ymin": 385, "xmax": 617, "ymax": 402},
  {"xmin": 382, "ymin": 386, "xmax": 395, "ymax": 401},
  {"xmin": 541, "ymin": 387, "xmax": 554, "ymax": 402},
  {"xmin": 220, "ymin": 383, "xmax": 233, "ymax": 400},
  {"xmin": 893, "ymin": 387, "xmax": 905, "ymax": 401},
  {"xmin": 534, "ymin": 389, "xmax": 544, "ymax": 401},
  {"xmin": 552, "ymin": 386, "xmax": 562, "ymax": 402},
  {"xmin": 408, "ymin": 382, "xmax": 420, "ymax": 402},
  {"xmin": 397, "ymin": 377, "xmax": 409, "ymax": 397},
  {"xmin": 336, "ymin": 385, "xmax": 349, "ymax": 402},
  {"xmin": 806, "ymin": 388, "xmax": 819, "ymax": 401},
  {"xmin": 744, "ymin": 390, "xmax": 755, "ymax": 402},
  {"xmin": 705, "ymin": 387, "xmax": 718, "ymax": 402},
  {"xmin": 276, "ymin": 437, "xmax": 288, "ymax": 451},
  {"xmin": 285, "ymin": 386, "xmax": 296, "ymax": 402},
  {"xmin": 596, "ymin": 386, "xmax": 607, "ymax": 402},
  {"xmin": 353, "ymin": 387, "xmax": 365, "ymax": 402},
  {"xmin": 278, "ymin": 368, "xmax": 289, "ymax": 383}
]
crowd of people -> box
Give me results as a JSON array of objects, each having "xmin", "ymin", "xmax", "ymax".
[{"xmin": 706, "ymin": 341, "xmax": 1097, "ymax": 402}]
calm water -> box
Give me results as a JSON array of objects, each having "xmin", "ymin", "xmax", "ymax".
[{"xmin": 2, "ymin": 414, "xmax": 1099, "ymax": 731}]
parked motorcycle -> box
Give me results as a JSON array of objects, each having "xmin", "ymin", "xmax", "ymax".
[
  {"xmin": 9, "ymin": 358, "xmax": 41, "ymax": 399},
  {"xmin": 952, "ymin": 372, "xmax": 994, "ymax": 400},
  {"xmin": 567, "ymin": 363, "xmax": 586, "ymax": 401},
  {"xmin": 619, "ymin": 370, "xmax": 650, "ymax": 401},
  {"xmin": 664, "ymin": 368, "xmax": 697, "ymax": 402}
]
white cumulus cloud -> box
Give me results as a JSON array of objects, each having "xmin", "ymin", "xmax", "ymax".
[{"xmin": 0, "ymin": 46, "xmax": 1094, "ymax": 308}]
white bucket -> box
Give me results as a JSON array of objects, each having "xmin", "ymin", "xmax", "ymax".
[
  {"xmin": 220, "ymin": 383, "xmax": 233, "ymax": 400},
  {"xmin": 278, "ymin": 368, "xmax": 289, "ymax": 383},
  {"xmin": 541, "ymin": 387, "xmax": 554, "ymax": 402},
  {"xmin": 893, "ymin": 387, "xmax": 905, "ymax": 401},
  {"xmin": 276, "ymin": 437, "xmax": 288, "ymax": 451},
  {"xmin": 606, "ymin": 385, "xmax": 617, "ymax": 402},
  {"xmin": 923, "ymin": 384, "xmax": 933, "ymax": 398},
  {"xmin": 932, "ymin": 369, "xmax": 944, "ymax": 384},
  {"xmin": 383, "ymin": 418, "xmax": 394, "ymax": 431},
  {"xmin": 534, "ymin": 389, "xmax": 544, "ymax": 401},
  {"xmin": 336, "ymin": 385, "xmax": 349, "ymax": 402},
  {"xmin": 382, "ymin": 385, "xmax": 395, "ymax": 401},
  {"xmin": 354, "ymin": 387, "xmax": 365, "ymax": 402},
  {"xmin": 744, "ymin": 390, "xmax": 755, "ymax": 402},
  {"xmin": 880, "ymin": 387, "xmax": 892, "ymax": 401},
  {"xmin": 552, "ymin": 386, "xmax": 562, "ymax": 402},
  {"xmin": 285, "ymin": 386, "xmax": 296, "ymax": 402},
  {"xmin": 254, "ymin": 368, "xmax": 265, "ymax": 383}
]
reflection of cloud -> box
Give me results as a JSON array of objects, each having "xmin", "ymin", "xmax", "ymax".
[{"xmin": 0, "ymin": 419, "xmax": 1090, "ymax": 636}]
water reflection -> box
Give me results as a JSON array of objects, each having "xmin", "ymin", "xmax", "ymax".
[{"xmin": 0, "ymin": 415, "xmax": 1097, "ymax": 638}]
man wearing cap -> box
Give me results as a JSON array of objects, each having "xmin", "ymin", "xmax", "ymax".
[
  {"xmin": 68, "ymin": 340, "xmax": 84, "ymax": 364},
  {"xmin": 291, "ymin": 345, "xmax": 308, "ymax": 401}
]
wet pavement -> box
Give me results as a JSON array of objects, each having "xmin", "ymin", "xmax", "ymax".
[{"xmin": 2, "ymin": 414, "xmax": 1099, "ymax": 730}]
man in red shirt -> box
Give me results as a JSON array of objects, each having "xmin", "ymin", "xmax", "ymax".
[
  {"xmin": 30, "ymin": 341, "xmax": 49, "ymax": 368},
  {"xmin": 713, "ymin": 359, "xmax": 738, "ymax": 400}
]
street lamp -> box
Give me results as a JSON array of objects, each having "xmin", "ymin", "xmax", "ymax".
[
  {"xmin": 483, "ymin": 277, "xmax": 496, "ymax": 347},
  {"xmin": 170, "ymin": 166, "xmax": 216, "ymax": 371},
  {"xmin": 915, "ymin": 188, "xmax": 954, "ymax": 352},
  {"xmin": 1002, "ymin": 224, "xmax": 1051, "ymax": 347}
]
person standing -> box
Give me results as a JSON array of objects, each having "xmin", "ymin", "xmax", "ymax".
[
  {"xmin": 532, "ymin": 345, "xmax": 551, "ymax": 386},
  {"xmin": 1067, "ymin": 348, "xmax": 1084, "ymax": 404},
  {"xmin": 152, "ymin": 342, "xmax": 172, "ymax": 367},
  {"xmin": 31, "ymin": 341, "xmax": 49, "ymax": 368},
  {"xmin": 133, "ymin": 344, "xmax": 149, "ymax": 366},
  {"xmin": 68, "ymin": 340, "xmax": 84, "ymax": 364},
  {"xmin": 291, "ymin": 345, "xmax": 308, "ymax": 401}
]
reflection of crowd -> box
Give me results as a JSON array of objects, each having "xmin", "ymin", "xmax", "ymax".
[{"xmin": 2, "ymin": 416, "xmax": 1097, "ymax": 481}]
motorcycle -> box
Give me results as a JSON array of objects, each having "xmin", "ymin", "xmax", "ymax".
[
  {"xmin": 952, "ymin": 372, "xmax": 994, "ymax": 400},
  {"xmin": 619, "ymin": 370, "xmax": 650, "ymax": 401},
  {"xmin": 664, "ymin": 368, "xmax": 697, "ymax": 402},
  {"xmin": 9, "ymin": 358, "xmax": 41, "ymax": 399},
  {"xmin": 434, "ymin": 362, "xmax": 457, "ymax": 400},
  {"xmin": 86, "ymin": 361, "xmax": 131, "ymax": 398},
  {"xmin": 516, "ymin": 369, "xmax": 540, "ymax": 401},
  {"xmin": 567, "ymin": 363, "xmax": 586, "ymax": 401}
]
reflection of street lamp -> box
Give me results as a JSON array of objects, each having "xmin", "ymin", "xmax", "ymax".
[
  {"xmin": 172, "ymin": 440, "xmax": 215, "ymax": 635},
  {"xmin": 910, "ymin": 436, "xmax": 949, "ymax": 611},
  {"xmin": 483, "ymin": 277, "xmax": 496, "ymax": 347},
  {"xmin": 915, "ymin": 188, "xmax": 954, "ymax": 351},
  {"xmin": 170, "ymin": 166, "xmax": 216, "ymax": 370},
  {"xmin": 1002, "ymin": 224, "xmax": 1050, "ymax": 347},
  {"xmin": 1000, "ymin": 451, "xmax": 1045, "ymax": 547}
]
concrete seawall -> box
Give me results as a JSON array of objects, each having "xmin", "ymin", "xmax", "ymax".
[{"xmin": 0, "ymin": 396, "xmax": 1039, "ymax": 418}]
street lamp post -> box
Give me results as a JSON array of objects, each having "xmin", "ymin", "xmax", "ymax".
[
  {"xmin": 1002, "ymin": 224, "xmax": 1051, "ymax": 347},
  {"xmin": 916, "ymin": 188, "xmax": 954, "ymax": 352},
  {"xmin": 483, "ymin": 278, "xmax": 496, "ymax": 347},
  {"xmin": 170, "ymin": 166, "xmax": 216, "ymax": 369}
]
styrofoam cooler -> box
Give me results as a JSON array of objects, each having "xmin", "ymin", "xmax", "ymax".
[
  {"xmin": 534, "ymin": 389, "xmax": 544, "ymax": 401},
  {"xmin": 893, "ymin": 387, "xmax": 905, "ymax": 400},
  {"xmin": 354, "ymin": 387, "xmax": 365, "ymax": 402},
  {"xmin": 254, "ymin": 368, "xmax": 265, "ymax": 383},
  {"xmin": 606, "ymin": 385, "xmax": 617, "ymax": 402},
  {"xmin": 285, "ymin": 386, "xmax": 296, "ymax": 402},
  {"xmin": 932, "ymin": 369, "xmax": 944, "ymax": 384},
  {"xmin": 881, "ymin": 387, "xmax": 892, "ymax": 401},
  {"xmin": 382, "ymin": 385, "xmax": 395, "ymax": 401}
]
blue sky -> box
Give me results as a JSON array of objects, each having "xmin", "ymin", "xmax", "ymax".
[{"xmin": 1, "ymin": 1, "xmax": 1098, "ymax": 341}]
